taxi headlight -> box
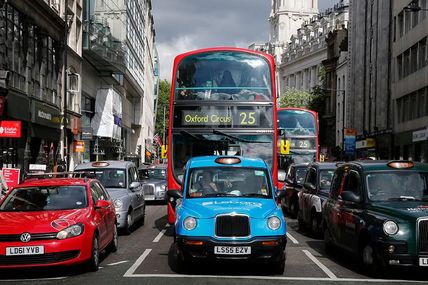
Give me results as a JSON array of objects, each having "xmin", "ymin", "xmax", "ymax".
[
  {"xmin": 383, "ymin": 220, "xmax": 399, "ymax": 235},
  {"xmin": 114, "ymin": 199, "xmax": 123, "ymax": 209},
  {"xmin": 268, "ymin": 216, "xmax": 281, "ymax": 230},
  {"xmin": 56, "ymin": 224, "xmax": 84, "ymax": 240},
  {"xmin": 183, "ymin": 217, "xmax": 197, "ymax": 231},
  {"xmin": 161, "ymin": 184, "xmax": 167, "ymax": 190}
]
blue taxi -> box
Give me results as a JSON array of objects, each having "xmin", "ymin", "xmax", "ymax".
[{"xmin": 168, "ymin": 156, "xmax": 287, "ymax": 273}]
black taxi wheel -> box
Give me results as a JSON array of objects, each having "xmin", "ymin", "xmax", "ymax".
[
  {"xmin": 360, "ymin": 242, "xmax": 383, "ymax": 277},
  {"xmin": 323, "ymin": 226, "xmax": 334, "ymax": 254}
]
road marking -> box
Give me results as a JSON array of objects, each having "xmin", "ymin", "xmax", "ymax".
[
  {"xmin": 107, "ymin": 260, "xmax": 129, "ymax": 266},
  {"xmin": 286, "ymin": 232, "xmax": 299, "ymax": 244},
  {"xmin": 303, "ymin": 249, "xmax": 337, "ymax": 279},
  {"xmin": 123, "ymin": 274, "xmax": 424, "ymax": 283},
  {"xmin": 0, "ymin": 277, "xmax": 68, "ymax": 282},
  {"xmin": 153, "ymin": 223, "xmax": 169, "ymax": 243},
  {"xmin": 123, "ymin": 249, "xmax": 152, "ymax": 277}
]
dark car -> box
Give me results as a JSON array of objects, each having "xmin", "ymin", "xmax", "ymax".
[
  {"xmin": 297, "ymin": 162, "xmax": 337, "ymax": 236},
  {"xmin": 322, "ymin": 160, "xmax": 428, "ymax": 275},
  {"xmin": 139, "ymin": 164, "xmax": 167, "ymax": 202},
  {"xmin": 279, "ymin": 163, "xmax": 309, "ymax": 218}
]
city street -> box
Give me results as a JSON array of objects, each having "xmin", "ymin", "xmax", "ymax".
[{"xmin": 0, "ymin": 204, "xmax": 427, "ymax": 285}]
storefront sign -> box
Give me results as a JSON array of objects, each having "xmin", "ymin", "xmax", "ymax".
[
  {"xmin": 73, "ymin": 140, "xmax": 85, "ymax": 153},
  {"xmin": 29, "ymin": 164, "xmax": 47, "ymax": 173},
  {"xmin": 1, "ymin": 168, "xmax": 20, "ymax": 188},
  {"xmin": 33, "ymin": 101, "xmax": 61, "ymax": 128},
  {"xmin": 356, "ymin": 138, "xmax": 376, "ymax": 149},
  {"xmin": 82, "ymin": 127, "xmax": 93, "ymax": 140},
  {"xmin": 412, "ymin": 129, "xmax": 427, "ymax": 142},
  {"xmin": 0, "ymin": 120, "xmax": 21, "ymax": 138}
]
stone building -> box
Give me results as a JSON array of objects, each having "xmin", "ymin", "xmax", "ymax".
[{"xmin": 392, "ymin": 0, "xmax": 428, "ymax": 162}]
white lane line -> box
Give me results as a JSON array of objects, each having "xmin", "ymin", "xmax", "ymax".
[
  {"xmin": 107, "ymin": 260, "xmax": 129, "ymax": 266},
  {"xmin": 123, "ymin": 249, "xmax": 152, "ymax": 277},
  {"xmin": 152, "ymin": 223, "xmax": 169, "ymax": 243},
  {"xmin": 286, "ymin": 232, "xmax": 299, "ymax": 244},
  {"xmin": 0, "ymin": 277, "xmax": 68, "ymax": 282},
  {"xmin": 303, "ymin": 249, "xmax": 337, "ymax": 279},
  {"xmin": 123, "ymin": 274, "xmax": 424, "ymax": 283}
]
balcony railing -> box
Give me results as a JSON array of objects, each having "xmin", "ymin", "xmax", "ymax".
[{"xmin": 82, "ymin": 18, "xmax": 126, "ymax": 74}]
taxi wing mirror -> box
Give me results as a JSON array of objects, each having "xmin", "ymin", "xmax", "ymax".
[
  {"xmin": 168, "ymin": 190, "xmax": 183, "ymax": 199},
  {"xmin": 129, "ymin": 181, "xmax": 141, "ymax": 191},
  {"xmin": 304, "ymin": 182, "xmax": 316, "ymax": 193},
  {"xmin": 278, "ymin": 169, "xmax": 286, "ymax": 182},
  {"xmin": 341, "ymin": 191, "xmax": 361, "ymax": 203}
]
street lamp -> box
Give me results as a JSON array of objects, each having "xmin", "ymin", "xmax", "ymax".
[{"xmin": 404, "ymin": 0, "xmax": 428, "ymax": 12}]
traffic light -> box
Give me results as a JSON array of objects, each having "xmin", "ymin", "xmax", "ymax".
[
  {"xmin": 280, "ymin": 139, "xmax": 290, "ymax": 155},
  {"xmin": 161, "ymin": 145, "xmax": 168, "ymax": 159}
]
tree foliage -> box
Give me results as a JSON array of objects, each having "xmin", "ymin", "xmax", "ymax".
[
  {"xmin": 154, "ymin": 80, "xmax": 171, "ymax": 142},
  {"xmin": 279, "ymin": 88, "xmax": 312, "ymax": 108}
]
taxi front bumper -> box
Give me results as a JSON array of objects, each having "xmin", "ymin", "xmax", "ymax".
[{"xmin": 176, "ymin": 235, "xmax": 286, "ymax": 263}]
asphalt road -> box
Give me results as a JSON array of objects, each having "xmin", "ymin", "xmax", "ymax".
[{"xmin": 0, "ymin": 204, "xmax": 427, "ymax": 285}]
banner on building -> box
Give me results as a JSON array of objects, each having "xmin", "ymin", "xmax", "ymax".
[
  {"xmin": 91, "ymin": 89, "xmax": 122, "ymax": 140},
  {"xmin": 344, "ymin": 128, "xmax": 356, "ymax": 156}
]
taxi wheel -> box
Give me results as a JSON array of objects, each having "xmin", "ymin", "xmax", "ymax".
[
  {"xmin": 323, "ymin": 226, "xmax": 334, "ymax": 254},
  {"xmin": 169, "ymin": 242, "xmax": 185, "ymax": 274},
  {"xmin": 273, "ymin": 259, "xmax": 285, "ymax": 275},
  {"xmin": 107, "ymin": 226, "xmax": 118, "ymax": 253},
  {"xmin": 86, "ymin": 235, "xmax": 100, "ymax": 272},
  {"xmin": 360, "ymin": 242, "xmax": 383, "ymax": 277},
  {"xmin": 310, "ymin": 212, "xmax": 321, "ymax": 238},
  {"xmin": 289, "ymin": 199, "xmax": 298, "ymax": 219}
]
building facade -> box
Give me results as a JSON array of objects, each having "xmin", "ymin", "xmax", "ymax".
[
  {"xmin": 392, "ymin": 0, "xmax": 428, "ymax": 162},
  {"xmin": 348, "ymin": 0, "xmax": 394, "ymax": 159},
  {"xmin": 0, "ymin": 0, "xmax": 83, "ymax": 173},
  {"xmin": 82, "ymin": 0, "xmax": 157, "ymax": 165}
]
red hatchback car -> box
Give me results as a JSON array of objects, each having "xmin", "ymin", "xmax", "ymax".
[{"xmin": 0, "ymin": 176, "xmax": 117, "ymax": 271}]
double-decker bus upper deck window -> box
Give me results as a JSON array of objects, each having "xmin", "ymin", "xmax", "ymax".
[
  {"xmin": 277, "ymin": 110, "xmax": 316, "ymax": 136},
  {"xmin": 175, "ymin": 51, "xmax": 272, "ymax": 101}
]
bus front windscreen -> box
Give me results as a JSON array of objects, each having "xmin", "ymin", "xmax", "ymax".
[
  {"xmin": 172, "ymin": 132, "xmax": 274, "ymax": 182},
  {"xmin": 277, "ymin": 110, "xmax": 316, "ymax": 136},
  {"xmin": 174, "ymin": 51, "xmax": 272, "ymax": 101}
]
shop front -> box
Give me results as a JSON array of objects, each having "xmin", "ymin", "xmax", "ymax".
[
  {"xmin": 394, "ymin": 127, "xmax": 428, "ymax": 162},
  {"xmin": 30, "ymin": 100, "xmax": 61, "ymax": 172}
]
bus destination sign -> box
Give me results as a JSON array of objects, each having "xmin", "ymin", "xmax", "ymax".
[{"xmin": 182, "ymin": 110, "xmax": 260, "ymax": 127}]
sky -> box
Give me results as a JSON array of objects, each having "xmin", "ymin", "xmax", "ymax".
[{"xmin": 152, "ymin": 0, "xmax": 339, "ymax": 81}]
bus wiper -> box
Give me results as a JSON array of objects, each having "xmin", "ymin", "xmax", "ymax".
[
  {"xmin": 180, "ymin": 130, "xmax": 207, "ymax": 141},
  {"xmin": 212, "ymin": 130, "xmax": 270, "ymax": 143}
]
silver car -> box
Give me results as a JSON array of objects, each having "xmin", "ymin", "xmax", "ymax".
[
  {"xmin": 75, "ymin": 160, "xmax": 146, "ymax": 234},
  {"xmin": 139, "ymin": 164, "xmax": 167, "ymax": 202}
]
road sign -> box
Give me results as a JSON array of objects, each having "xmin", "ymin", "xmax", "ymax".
[
  {"xmin": 280, "ymin": 140, "xmax": 290, "ymax": 155},
  {"xmin": 161, "ymin": 145, "xmax": 168, "ymax": 159}
]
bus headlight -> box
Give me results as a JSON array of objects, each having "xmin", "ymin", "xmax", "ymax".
[
  {"xmin": 183, "ymin": 217, "xmax": 197, "ymax": 230},
  {"xmin": 268, "ymin": 216, "xmax": 281, "ymax": 230}
]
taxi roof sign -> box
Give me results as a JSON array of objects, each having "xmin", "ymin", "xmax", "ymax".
[
  {"xmin": 387, "ymin": 161, "xmax": 414, "ymax": 169},
  {"xmin": 215, "ymin": 157, "xmax": 241, "ymax": 165},
  {"xmin": 91, "ymin": 161, "xmax": 110, "ymax": 167}
]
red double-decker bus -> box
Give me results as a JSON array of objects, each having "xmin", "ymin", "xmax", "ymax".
[
  {"xmin": 166, "ymin": 47, "xmax": 278, "ymax": 223},
  {"xmin": 277, "ymin": 107, "xmax": 319, "ymax": 171}
]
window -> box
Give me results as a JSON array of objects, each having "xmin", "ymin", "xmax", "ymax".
[
  {"xmin": 411, "ymin": 45, "xmax": 418, "ymax": 73},
  {"xmin": 330, "ymin": 168, "xmax": 344, "ymax": 199},
  {"xmin": 405, "ymin": 10, "xmax": 411, "ymax": 33},
  {"xmin": 397, "ymin": 54, "xmax": 403, "ymax": 80},
  {"xmin": 343, "ymin": 171, "xmax": 361, "ymax": 196},
  {"xmin": 411, "ymin": 92, "xmax": 418, "ymax": 120},
  {"xmin": 403, "ymin": 50, "xmax": 410, "ymax": 77},
  {"xmin": 418, "ymin": 89, "xmax": 425, "ymax": 118},
  {"xmin": 306, "ymin": 168, "xmax": 317, "ymax": 190},
  {"xmin": 420, "ymin": 38, "xmax": 427, "ymax": 68},
  {"xmin": 397, "ymin": 98, "xmax": 403, "ymax": 123},
  {"xmin": 398, "ymin": 12, "xmax": 404, "ymax": 38},
  {"xmin": 412, "ymin": 7, "xmax": 419, "ymax": 28}
]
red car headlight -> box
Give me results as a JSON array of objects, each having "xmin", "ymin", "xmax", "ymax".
[{"xmin": 56, "ymin": 223, "xmax": 84, "ymax": 240}]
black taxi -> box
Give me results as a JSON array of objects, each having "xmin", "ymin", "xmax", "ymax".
[{"xmin": 323, "ymin": 160, "xmax": 428, "ymax": 274}]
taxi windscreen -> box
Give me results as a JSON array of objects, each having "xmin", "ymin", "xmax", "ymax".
[
  {"xmin": 366, "ymin": 171, "xmax": 428, "ymax": 202},
  {"xmin": 76, "ymin": 169, "xmax": 126, "ymax": 188},
  {"xmin": 187, "ymin": 167, "xmax": 271, "ymax": 198},
  {"xmin": 0, "ymin": 186, "xmax": 88, "ymax": 211}
]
